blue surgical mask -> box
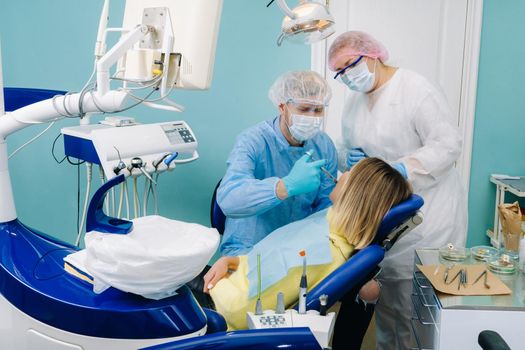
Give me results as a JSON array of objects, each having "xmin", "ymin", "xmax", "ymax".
[
  {"xmin": 288, "ymin": 114, "xmax": 323, "ymax": 142},
  {"xmin": 337, "ymin": 59, "xmax": 376, "ymax": 93}
]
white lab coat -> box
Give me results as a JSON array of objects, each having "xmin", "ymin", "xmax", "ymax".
[{"xmin": 337, "ymin": 68, "xmax": 467, "ymax": 349}]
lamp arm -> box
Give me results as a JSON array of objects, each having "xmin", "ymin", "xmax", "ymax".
[
  {"xmin": 94, "ymin": 0, "xmax": 110, "ymax": 58},
  {"xmin": 276, "ymin": 0, "xmax": 297, "ymax": 19}
]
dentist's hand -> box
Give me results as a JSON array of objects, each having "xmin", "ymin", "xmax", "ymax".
[
  {"xmin": 346, "ymin": 148, "xmax": 367, "ymax": 170},
  {"xmin": 281, "ymin": 153, "xmax": 326, "ymax": 198}
]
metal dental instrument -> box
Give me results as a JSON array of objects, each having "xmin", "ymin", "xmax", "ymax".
[
  {"xmin": 298, "ymin": 250, "xmax": 308, "ymax": 314},
  {"xmin": 319, "ymin": 294, "xmax": 328, "ymax": 316},
  {"xmin": 130, "ymin": 157, "xmax": 157, "ymax": 185},
  {"xmin": 320, "ymin": 167, "xmax": 338, "ymax": 184},
  {"xmin": 458, "ymin": 269, "xmax": 466, "ymax": 290},
  {"xmin": 304, "ymin": 150, "xmax": 337, "ymax": 184},
  {"xmin": 113, "ymin": 146, "xmax": 126, "ymax": 175},
  {"xmin": 443, "ymin": 265, "xmax": 453, "ymax": 283},
  {"xmin": 445, "ymin": 268, "xmax": 462, "ymax": 285},
  {"xmin": 473, "ymin": 270, "xmax": 491, "ymax": 289},
  {"xmin": 255, "ymin": 253, "xmax": 263, "ymax": 315},
  {"xmin": 276, "ymin": 292, "xmax": 285, "ymax": 314}
]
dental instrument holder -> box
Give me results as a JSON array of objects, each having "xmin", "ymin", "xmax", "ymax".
[
  {"xmin": 86, "ymin": 174, "xmax": 133, "ymax": 234},
  {"xmin": 62, "ymin": 121, "xmax": 198, "ymax": 180}
]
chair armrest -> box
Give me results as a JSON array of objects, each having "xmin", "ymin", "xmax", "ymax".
[{"xmin": 203, "ymin": 308, "xmax": 227, "ymax": 334}]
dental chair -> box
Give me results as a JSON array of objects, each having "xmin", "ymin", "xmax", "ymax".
[
  {"xmin": 0, "ymin": 166, "xmax": 422, "ymax": 350},
  {"xmin": 146, "ymin": 187, "xmax": 424, "ymax": 349},
  {"xmin": 0, "ymin": 82, "xmax": 423, "ymax": 349}
]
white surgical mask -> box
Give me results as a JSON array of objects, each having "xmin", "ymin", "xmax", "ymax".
[
  {"xmin": 288, "ymin": 114, "xmax": 323, "ymax": 142},
  {"xmin": 338, "ymin": 59, "xmax": 376, "ymax": 93}
]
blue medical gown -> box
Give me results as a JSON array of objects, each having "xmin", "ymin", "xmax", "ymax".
[{"xmin": 217, "ymin": 116, "xmax": 338, "ymax": 256}]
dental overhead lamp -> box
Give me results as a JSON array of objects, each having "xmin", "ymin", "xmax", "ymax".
[{"xmin": 275, "ymin": 0, "xmax": 335, "ymax": 46}]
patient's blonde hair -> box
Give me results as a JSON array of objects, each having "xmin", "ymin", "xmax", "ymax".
[{"xmin": 330, "ymin": 158, "xmax": 412, "ymax": 249}]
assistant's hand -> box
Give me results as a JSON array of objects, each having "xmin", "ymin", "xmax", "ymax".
[
  {"xmin": 358, "ymin": 279, "xmax": 381, "ymax": 303},
  {"xmin": 392, "ymin": 162, "xmax": 408, "ymax": 179},
  {"xmin": 203, "ymin": 256, "xmax": 240, "ymax": 294},
  {"xmin": 282, "ymin": 153, "xmax": 326, "ymax": 197},
  {"xmin": 346, "ymin": 148, "xmax": 367, "ymax": 170}
]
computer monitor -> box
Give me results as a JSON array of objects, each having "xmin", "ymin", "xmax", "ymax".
[{"xmin": 121, "ymin": 0, "xmax": 223, "ymax": 90}]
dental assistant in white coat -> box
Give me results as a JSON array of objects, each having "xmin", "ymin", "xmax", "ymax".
[{"xmin": 327, "ymin": 31, "xmax": 467, "ymax": 350}]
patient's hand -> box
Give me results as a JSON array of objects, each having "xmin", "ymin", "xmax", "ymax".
[
  {"xmin": 203, "ymin": 256, "xmax": 240, "ymax": 294},
  {"xmin": 358, "ymin": 279, "xmax": 381, "ymax": 303}
]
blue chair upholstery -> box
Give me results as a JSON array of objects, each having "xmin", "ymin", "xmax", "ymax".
[
  {"xmin": 210, "ymin": 180, "xmax": 225, "ymax": 235},
  {"xmin": 3, "ymin": 87, "xmax": 67, "ymax": 112},
  {"xmin": 142, "ymin": 328, "xmax": 322, "ymax": 350}
]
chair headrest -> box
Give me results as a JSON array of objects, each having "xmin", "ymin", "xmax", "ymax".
[{"xmin": 373, "ymin": 194, "xmax": 424, "ymax": 244}]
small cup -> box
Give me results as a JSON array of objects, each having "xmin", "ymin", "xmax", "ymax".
[{"xmin": 439, "ymin": 244, "xmax": 469, "ymax": 262}]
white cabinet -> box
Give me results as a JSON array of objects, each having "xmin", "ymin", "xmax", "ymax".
[{"xmin": 411, "ymin": 249, "xmax": 525, "ymax": 350}]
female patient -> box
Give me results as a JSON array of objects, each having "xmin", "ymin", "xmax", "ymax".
[{"xmin": 201, "ymin": 158, "xmax": 412, "ymax": 330}]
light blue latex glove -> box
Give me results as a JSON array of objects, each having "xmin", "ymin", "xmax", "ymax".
[
  {"xmin": 392, "ymin": 162, "xmax": 408, "ymax": 179},
  {"xmin": 346, "ymin": 148, "xmax": 367, "ymax": 170},
  {"xmin": 283, "ymin": 153, "xmax": 326, "ymax": 197}
]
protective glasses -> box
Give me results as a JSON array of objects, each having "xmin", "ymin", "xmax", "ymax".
[
  {"xmin": 333, "ymin": 56, "xmax": 364, "ymax": 80},
  {"xmin": 286, "ymin": 99, "xmax": 327, "ymax": 115}
]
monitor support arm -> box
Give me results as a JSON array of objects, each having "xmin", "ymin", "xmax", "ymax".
[{"xmin": 96, "ymin": 24, "xmax": 150, "ymax": 96}]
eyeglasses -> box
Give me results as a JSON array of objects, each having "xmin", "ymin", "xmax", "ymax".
[
  {"xmin": 333, "ymin": 56, "xmax": 364, "ymax": 80},
  {"xmin": 286, "ymin": 99, "xmax": 327, "ymax": 114}
]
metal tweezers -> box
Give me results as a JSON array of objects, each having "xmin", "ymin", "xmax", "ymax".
[
  {"xmin": 445, "ymin": 268, "xmax": 468, "ymax": 290},
  {"xmin": 445, "ymin": 268, "xmax": 461, "ymax": 285},
  {"xmin": 473, "ymin": 269, "xmax": 491, "ymax": 289},
  {"xmin": 443, "ymin": 265, "xmax": 454, "ymax": 283}
]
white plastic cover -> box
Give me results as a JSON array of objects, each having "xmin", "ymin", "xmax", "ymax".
[{"xmin": 83, "ymin": 215, "xmax": 219, "ymax": 299}]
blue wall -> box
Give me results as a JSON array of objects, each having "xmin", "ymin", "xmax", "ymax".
[
  {"xmin": 467, "ymin": 0, "xmax": 525, "ymax": 247},
  {"xmin": 2, "ymin": 0, "xmax": 523, "ymax": 248},
  {"xmin": 0, "ymin": 0, "xmax": 309, "ymax": 242}
]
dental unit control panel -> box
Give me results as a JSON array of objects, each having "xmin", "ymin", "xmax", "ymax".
[
  {"xmin": 247, "ymin": 309, "xmax": 336, "ymax": 349},
  {"xmin": 61, "ymin": 120, "xmax": 199, "ymax": 179}
]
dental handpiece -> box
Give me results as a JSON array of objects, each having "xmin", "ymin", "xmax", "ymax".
[
  {"xmin": 298, "ymin": 250, "xmax": 307, "ymax": 314},
  {"xmin": 304, "ymin": 151, "xmax": 337, "ymax": 184},
  {"xmin": 130, "ymin": 157, "xmax": 157, "ymax": 185}
]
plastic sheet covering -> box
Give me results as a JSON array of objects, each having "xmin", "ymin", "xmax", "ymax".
[{"xmin": 82, "ymin": 215, "xmax": 219, "ymax": 299}]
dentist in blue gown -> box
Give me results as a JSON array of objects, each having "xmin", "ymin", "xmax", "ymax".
[{"xmin": 217, "ymin": 70, "xmax": 337, "ymax": 256}]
